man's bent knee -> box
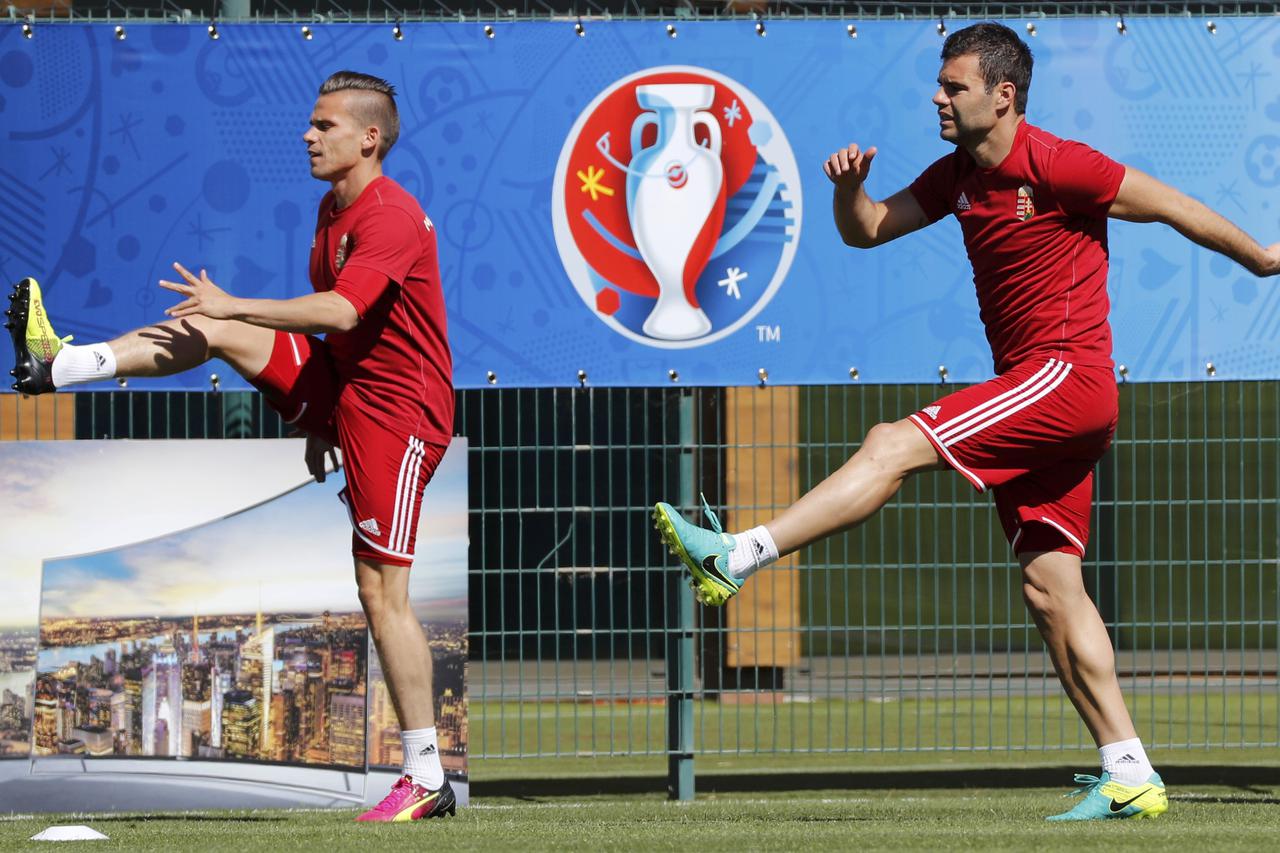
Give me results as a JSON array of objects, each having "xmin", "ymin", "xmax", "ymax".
[
  {"xmin": 201, "ymin": 318, "xmax": 274, "ymax": 379},
  {"xmin": 860, "ymin": 420, "xmax": 943, "ymax": 475},
  {"xmin": 1020, "ymin": 550, "xmax": 1087, "ymax": 622}
]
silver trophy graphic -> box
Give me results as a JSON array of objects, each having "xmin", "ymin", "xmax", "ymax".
[{"xmin": 622, "ymin": 84, "xmax": 724, "ymax": 341}]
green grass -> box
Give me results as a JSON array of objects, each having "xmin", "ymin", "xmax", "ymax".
[
  {"xmin": 472, "ymin": 693, "xmax": 1280, "ymax": 759},
  {"xmin": 4, "ymin": 784, "xmax": 1279, "ymax": 851}
]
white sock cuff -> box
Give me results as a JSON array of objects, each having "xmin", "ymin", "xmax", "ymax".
[
  {"xmin": 1100, "ymin": 736, "xmax": 1143, "ymax": 753},
  {"xmin": 51, "ymin": 342, "xmax": 116, "ymax": 388},
  {"xmin": 401, "ymin": 726, "xmax": 437, "ymax": 739},
  {"xmin": 746, "ymin": 525, "xmax": 779, "ymax": 562},
  {"xmin": 1099, "ymin": 737, "xmax": 1153, "ymax": 783}
]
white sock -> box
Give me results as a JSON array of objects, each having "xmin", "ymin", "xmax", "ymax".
[
  {"xmin": 51, "ymin": 342, "xmax": 116, "ymax": 388},
  {"xmin": 726, "ymin": 525, "xmax": 779, "ymax": 579},
  {"xmin": 1100, "ymin": 737, "xmax": 1154, "ymax": 785},
  {"xmin": 401, "ymin": 726, "xmax": 444, "ymax": 788}
]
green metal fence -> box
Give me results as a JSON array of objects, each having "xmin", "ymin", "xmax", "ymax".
[{"xmin": 8, "ymin": 380, "xmax": 1278, "ymax": 789}]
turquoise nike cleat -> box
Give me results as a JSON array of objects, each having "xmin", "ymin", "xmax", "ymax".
[
  {"xmin": 652, "ymin": 494, "xmax": 744, "ymax": 606},
  {"xmin": 1046, "ymin": 771, "xmax": 1168, "ymax": 821}
]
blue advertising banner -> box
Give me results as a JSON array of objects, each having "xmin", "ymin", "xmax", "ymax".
[{"xmin": 0, "ymin": 19, "xmax": 1277, "ymax": 388}]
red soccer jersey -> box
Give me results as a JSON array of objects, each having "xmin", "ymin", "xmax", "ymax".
[
  {"xmin": 908, "ymin": 121, "xmax": 1125, "ymax": 374},
  {"xmin": 309, "ymin": 176, "xmax": 454, "ymax": 444}
]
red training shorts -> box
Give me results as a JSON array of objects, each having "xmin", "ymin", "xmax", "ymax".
[
  {"xmin": 249, "ymin": 330, "xmax": 448, "ymax": 567},
  {"xmin": 907, "ymin": 357, "xmax": 1118, "ymax": 558}
]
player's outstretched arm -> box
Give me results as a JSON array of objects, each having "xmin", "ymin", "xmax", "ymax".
[
  {"xmin": 1109, "ymin": 167, "xmax": 1280, "ymax": 277},
  {"xmin": 825, "ymin": 144, "xmax": 930, "ymax": 249},
  {"xmin": 159, "ymin": 262, "xmax": 359, "ymax": 334}
]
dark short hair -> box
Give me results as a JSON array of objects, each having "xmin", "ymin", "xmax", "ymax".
[
  {"xmin": 318, "ymin": 71, "xmax": 400, "ymax": 159},
  {"xmin": 941, "ymin": 22, "xmax": 1033, "ymax": 114}
]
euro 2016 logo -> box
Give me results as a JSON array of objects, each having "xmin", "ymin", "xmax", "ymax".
[{"xmin": 552, "ymin": 67, "xmax": 802, "ymax": 348}]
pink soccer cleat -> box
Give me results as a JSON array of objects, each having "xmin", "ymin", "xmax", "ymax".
[{"xmin": 356, "ymin": 774, "xmax": 456, "ymax": 822}]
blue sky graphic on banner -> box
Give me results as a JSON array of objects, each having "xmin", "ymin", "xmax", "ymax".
[{"xmin": 0, "ymin": 20, "xmax": 1277, "ymax": 387}]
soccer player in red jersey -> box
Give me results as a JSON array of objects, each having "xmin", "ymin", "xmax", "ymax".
[
  {"xmin": 7, "ymin": 71, "xmax": 456, "ymax": 821},
  {"xmin": 655, "ymin": 23, "xmax": 1280, "ymax": 821}
]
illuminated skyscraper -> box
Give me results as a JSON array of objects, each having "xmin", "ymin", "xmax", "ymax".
[
  {"xmin": 328, "ymin": 693, "xmax": 365, "ymax": 768},
  {"xmin": 221, "ymin": 689, "xmax": 260, "ymax": 759},
  {"xmin": 33, "ymin": 692, "xmax": 57, "ymax": 755},
  {"xmin": 153, "ymin": 642, "xmax": 182, "ymax": 756},
  {"xmin": 123, "ymin": 670, "xmax": 143, "ymax": 753},
  {"xmin": 141, "ymin": 666, "xmax": 156, "ymax": 756},
  {"xmin": 109, "ymin": 692, "xmax": 128, "ymax": 743},
  {"xmin": 210, "ymin": 667, "xmax": 230, "ymax": 749},
  {"xmin": 240, "ymin": 627, "xmax": 273, "ymax": 754},
  {"xmin": 191, "ymin": 611, "xmax": 200, "ymax": 664},
  {"xmin": 87, "ymin": 688, "xmax": 113, "ymax": 730}
]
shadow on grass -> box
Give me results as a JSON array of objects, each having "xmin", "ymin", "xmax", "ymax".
[
  {"xmin": 82, "ymin": 814, "xmax": 292, "ymax": 823},
  {"xmin": 1171, "ymin": 795, "xmax": 1280, "ymax": 806},
  {"xmin": 476, "ymin": 765, "xmax": 1280, "ymax": 798}
]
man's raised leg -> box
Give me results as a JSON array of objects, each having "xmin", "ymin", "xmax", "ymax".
[
  {"xmin": 104, "ymin": 315, "xmax": 274, "ymax": 382},
  {"xmin": 1022, "ymin": 549, "xmax": 1169, "ymax": 821},
  {"xmin": 654, "ymin": 418, "xmax": 944, "ymax": 604},
  {"xmin": 8, "ymin": 276, "xmax": 274, "ymax": 393}
]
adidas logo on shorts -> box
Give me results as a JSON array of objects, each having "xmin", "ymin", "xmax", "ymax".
[
  {"xmin": 358, "ymin": 518, "xmax": 381, "ymax": 536},
  {"xmin": 923, "ymin": 405, "xmax": 942, "ymax": 420}
]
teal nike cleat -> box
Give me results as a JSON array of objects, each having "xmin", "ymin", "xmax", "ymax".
[
  {"xmin": 652, "ymin": 494, "xmax": 744, "ymax": 606},
  {"xmin": 1046, "ymin": 771, "xmax": 1168, "ymax": 821}
]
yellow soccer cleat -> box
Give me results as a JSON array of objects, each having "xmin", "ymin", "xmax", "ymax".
[
  {"xmin": 6, "ymin": 277, "xmax": 71, "ymax": 395},
  {"xmin": 1046, "ymin": 771, "xmax": 1168, "ymax": 821}
]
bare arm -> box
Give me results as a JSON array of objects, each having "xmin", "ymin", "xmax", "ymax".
[
  {"xmin": 1109, "ymin": 167, "xmax": 1280, "ymax": 277},
  {"xmin": 224, "ymin": 291, "xmax": 358, "ymax": 334},
  {"xmin": 160, "ymin": 262, "xmax": 359, "ymax": 333},
  {"xmin": 824, "ymin": 144, "xmax": 930, "ymax": 248}
]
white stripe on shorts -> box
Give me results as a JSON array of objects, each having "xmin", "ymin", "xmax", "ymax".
[
  {"xmin": 908, "ymin": 414, "xmax": 987, "ymax": 491},
  {"xmin": 395, "ymin": 439, "xmax": 427, "ymax": 553},
  {"xmin": 389, "ymin": 437, "xmax": 425, "ymax": 554},
  {"xmin": 387, "ymin": 438, "xmax": 418, "ymax": 551},
  {"xmin": 1039, "ymin": 515, "xmax": 1086, "ymax": 554},
  {"xmin": 936, "ymin": 359, "xmax": 1072, "ymax": 448}
]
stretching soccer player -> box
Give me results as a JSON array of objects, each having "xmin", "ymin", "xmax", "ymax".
[
  {"xmin": 7, "ymin": 71, "xmax": 457, "ymax": 822},
  {"xmin": 655, "ymin": 23, "xmax": 1279, "ymax": 821}
]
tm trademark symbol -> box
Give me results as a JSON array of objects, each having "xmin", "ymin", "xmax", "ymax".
[{"xmin": 756, "ymin": 325, "xmax": 781, "ymax": 343}]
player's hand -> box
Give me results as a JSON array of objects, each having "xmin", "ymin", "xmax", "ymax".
[
  {"xmin": 305, "ymin": 433, "xmax": 340, "ymax": 483},
  {"xmin": 160, "ymin": 262, "xmax": 237, "ymax": 320},
  {"xmin": 823, "ymin": 144, "xmax": 877, "ymax": 190}
]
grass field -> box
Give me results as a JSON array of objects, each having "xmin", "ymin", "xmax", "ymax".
[
  {"xmin": 472, "ymin": 693, "xmax": 1280, "ymax": 759},
  {"xmin": 4, "ymin": 783, "xmax": 1280, "ymax": 851}
]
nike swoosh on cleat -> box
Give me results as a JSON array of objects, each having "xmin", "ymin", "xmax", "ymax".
[
  {"xmin": 1109, "ymin": 789, "xmax": 1151, "ymax": 812},
  {"xmin": 700, "ymin": 554, "xmax": 735, "ymax": 587}
]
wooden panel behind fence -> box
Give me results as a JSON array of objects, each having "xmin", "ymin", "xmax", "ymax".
[
  {"xmin": 0, "ymin": 393, "xmax": 76, "ymax": 441},
  {"xmin": 723, "ymin": 386, "xmax": 800, "ymax": 671}
]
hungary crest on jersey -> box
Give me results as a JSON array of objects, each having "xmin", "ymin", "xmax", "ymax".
[{"xmin": 1016, "ymin": 185, "xmax": 1036, "ymax": 221}]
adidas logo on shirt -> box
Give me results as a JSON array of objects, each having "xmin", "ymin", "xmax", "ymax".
[
  {"xmin": 358, "ymin": 518, "xmax": 381, "ymax": 536},
  {"xmin": 956, "ymin": 192, "xmax": 971, "ymax": 211},
  {"xmin": 923, "ymin": 405, "xmax": 942, "ymax": 420}
]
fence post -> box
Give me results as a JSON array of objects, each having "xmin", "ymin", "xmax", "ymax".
[{"xmin": 666, "ymin": 390, "xmax": 696, "ymax": 801}]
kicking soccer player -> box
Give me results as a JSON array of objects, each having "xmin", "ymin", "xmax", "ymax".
[
  {"xmin": 7, "ymin": 71, "xmax": 457, "ymax": 822},
  {"xmin": 654, "ymin": 22, "xmax": 1279, "ymax": 821}
]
